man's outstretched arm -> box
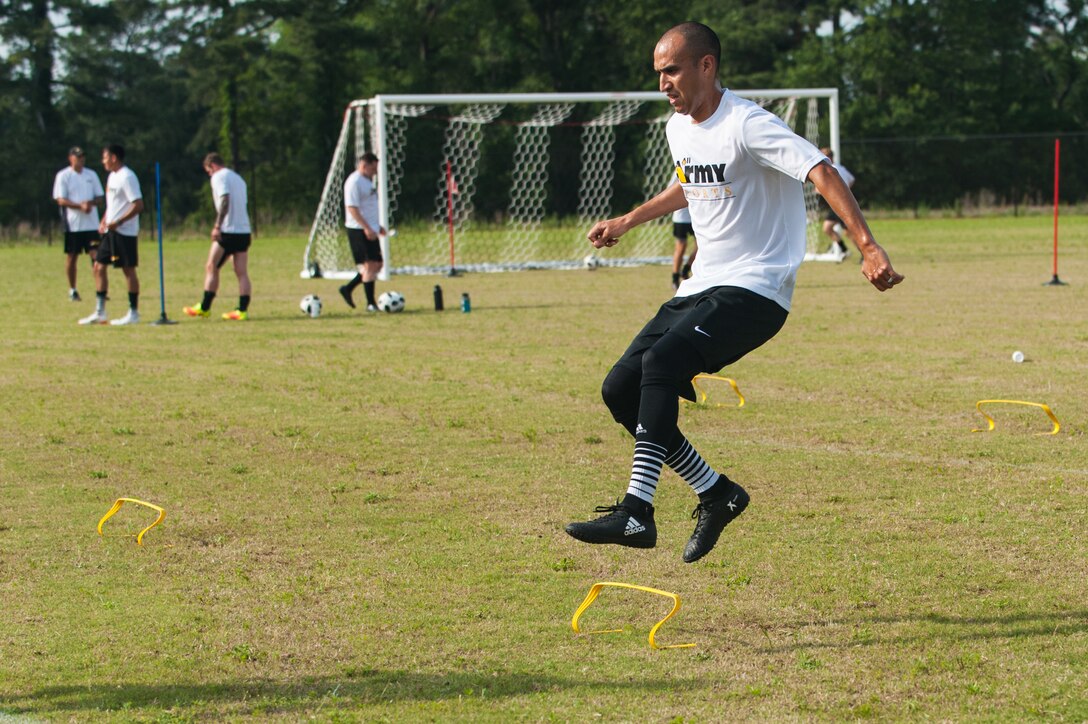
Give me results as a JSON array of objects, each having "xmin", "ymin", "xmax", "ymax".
[{"xmin": 587, "ymin": 180, "xmax": 687, "ymax": 249}]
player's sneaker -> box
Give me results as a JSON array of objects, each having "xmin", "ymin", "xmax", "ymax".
[
  {"xmin": 681, "ymin": 263, "xmax": 692, "ymax": 279},
  {"xmin": 222, "ymin": 309, "xmax": 247, "ymax": 321},
  {"xmin": 69, "ymin": 289, "xmax": 81, "ymax": 302},
  {"xmin": 565, "ymin": 498, "xmax": 656, "ymax": 549},
  {"xmin": 183, "ymin": 305, "xmax": 209, "ymax": 318},
  {"xmin": 78, "ymin": 311, "xmax": 107, "ymax": 325},
  {"xmin": 672, "ymin": 272, "xmax": 680, "ymax": 290},
  {"xmin": 682, "ymin": 477, "xmax": 749, "ymax": 563},
  {"xmin": 366, "ymin": 304, "xmax": 378, "ymax": 313},
  {"xmin": 338, "ymin": 285, "xmax": 356, "ymax": 309},
  {"xmin": 109, "ymin": 309, "xmax": 140, "ymax": 326}
]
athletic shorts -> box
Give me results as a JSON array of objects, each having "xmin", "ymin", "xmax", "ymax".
[
  {"xmin": 64, "ymin": 230, "xmax": 100, "ymax": 255},
  {"xmin": 613, "ymin": 286, "xmax": 788, "ymax": 401},
  {"xmin": 347, "ymin": 228, "xmax": 383, "ymax": 264},
  {"xmin": 215, "ymin": 233, "xmax": 252, "ymax": 268},
  {"xmin": 819, "ymin": 197, "xmax": 843, "ymax": 224},
  {"xmin": 673, "ymin": 222, "xmax": 695, "ymax": 241},
  {"xmin": 96, "ymin": 232, "xmax": 138, "ymax": 268}
]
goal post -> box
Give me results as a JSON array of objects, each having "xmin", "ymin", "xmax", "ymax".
[{"xmin": 303, "ymin": 89, "xmax": 841, "ymax": 279}]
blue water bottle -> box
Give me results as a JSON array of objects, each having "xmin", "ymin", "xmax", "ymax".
[{"xmin": 461, "ymin": 292, "xmax": 471, "ymax": 313}]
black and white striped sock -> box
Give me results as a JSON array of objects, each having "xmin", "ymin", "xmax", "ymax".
[
  {"xmin": 664, "ymin": 437, "xmax": 720, "ymax": 496},
  {"xmin": 625, "ymin": 440, "xmax": 667, "ymax": 504}
]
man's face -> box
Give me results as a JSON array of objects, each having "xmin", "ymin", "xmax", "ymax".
[
  {"xmin": 102, "ymin": 150, "xmax": 118, "ymax": 172},
  {"xmin": 69, "ymin": 153, "xmax": 85, "ymax": 171},
  {"xmin": 204, "ymin": 163, "xmax": 215, "ymax": 177},
  {"xmin": 360, "ymin": 160, "xmax": 378, "ymax": 178},
  {"xmin": 654, "ymin": 34, "xmax": 711, "ymax": 116}
]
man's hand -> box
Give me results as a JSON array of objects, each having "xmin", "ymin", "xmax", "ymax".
[
  {"xmin": 80, "ymin": 200, "xmax": 94, "ymax": 213},
  {"xmin": 364, "ymin": 227, "xmax": 378, "ymax": 241},
  {"xmin": 860, "ymin": 243, "xmax": 904, "ymax": 292},
  {"xmin": 211, "ymin": 225, "xmax": 222, "ymax": 242},
  {"xmin": 587, "ymin": 216, "xmax": 631, "ymax": 249},
  {"xmin": 98, "ymin": 219, "xmax": 109, "ymax": 234}
]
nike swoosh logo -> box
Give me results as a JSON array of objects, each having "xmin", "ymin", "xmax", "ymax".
[{"xmin": 694, "ymin": 325, "xmax": 711, "ymax": 338}]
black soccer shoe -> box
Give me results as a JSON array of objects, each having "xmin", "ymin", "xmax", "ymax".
[
  {"xmin": 682, "ymin": 478, "xmax": 750, "ymax": 563},
  {"xmin": 339, "ymin": 284, "xmax": 356, "ymax": 309},
  {"xmin": 565, "ymin": 498, "xmax": 656, "ymax": 549}
]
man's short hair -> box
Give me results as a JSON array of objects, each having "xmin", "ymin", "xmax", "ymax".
[
  {"xmin": 665, "ymin": 22, "xmax": 721, "ymax": 70},
  {"xmin": 358, "ymin": 152, "xmax": 378, "ymax": 164},
  {"xmin": 103, "ymin": 144, "xmax": 125, "ymax": 161},
  {"xmin": 204, "ymin": 152, "xmax": 225, "ymax": 168}
]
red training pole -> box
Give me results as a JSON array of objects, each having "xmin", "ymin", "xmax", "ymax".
[
  {"xmin": 1047, "ymin": 138, "xmax": 1067, "ymax": 285},
  {"xmin": 446, "ymin": 159, "xmax": 456, "ymax": 274}
]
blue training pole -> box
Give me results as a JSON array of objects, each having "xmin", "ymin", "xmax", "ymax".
[{"xmin": 152, "ymin": 162, "xmax": 177, "ymax": 324}]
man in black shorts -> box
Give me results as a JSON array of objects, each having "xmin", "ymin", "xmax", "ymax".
[
  {"xmin": 53, "ymin": 146, "xmax": 104, "ymax": 301},
  {"xmin": 566, "ymin": 22, "xmax": 903, "ymax": 563},
  {"xmin": 80, "ymin": 144, "xmax": 143, "ymax": 326},
  {"xmin": 819, "ymin": 147, "xmax": 856, "ymax": 260},
  {"xmin": 338, "ymin": 153, "xmax": 386, "ymax": 312},
  {"xmin": 184, "ymin": 153, "xmax": 253, "ymax": 320}
]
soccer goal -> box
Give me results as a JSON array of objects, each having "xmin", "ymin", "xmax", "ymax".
[{"xmin": 303, "ymin": 89, "xmax": 840, "ymax": 279}]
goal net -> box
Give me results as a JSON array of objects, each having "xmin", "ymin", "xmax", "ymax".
[{"xmin": 303, "ymin": 90, "xmax": 840, "ymax": 279}]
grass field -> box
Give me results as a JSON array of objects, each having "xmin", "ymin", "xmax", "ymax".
[{"xmin": 1, "ymin": 216, "xmax": 1086, "ymax": 722}]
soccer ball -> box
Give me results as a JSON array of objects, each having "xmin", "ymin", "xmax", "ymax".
[
  {"xmin": 300, "ymin": 294, "xmax": 322, "ymax": 318},
  {"xmin": 583, "ymin": 253, "xmax": 601, "ymax": 270},
  {"xmin": 377, "ymin": 291, "xmax": 405, "ymax": 313}
]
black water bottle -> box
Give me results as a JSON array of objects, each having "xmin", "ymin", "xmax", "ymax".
[{"xmin": 433, "ymin": 284, "xmax": 444, "ymax": 311}]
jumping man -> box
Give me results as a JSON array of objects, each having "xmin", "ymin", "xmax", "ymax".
[{"xmin": 566, "ymin": 22, "xmax": 903, "ymax": 562}]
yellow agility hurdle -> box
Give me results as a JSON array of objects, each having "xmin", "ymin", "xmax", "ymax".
[
  {"xmin": 97, "ymin": 497, "xmax": 166, "ymax": 546},
  {"xmin": 685, "ymin": 374, "xmax": 745, "ymax": 408},
  {"xmin": 572, "ymin": 581, "xmax": 695, "ymax": 650},
  {"xmin": 972, "ymin": 399, "xmax": 1061, "ymax": 436}
]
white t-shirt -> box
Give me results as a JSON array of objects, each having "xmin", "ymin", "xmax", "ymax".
[
  {"xmin": 344, "ymin": 170, "xmax": 379, "ymax": 230},
  {"xmin": 668, "ymin": 90, "xmax": 825, "ymax": 311},
  {"xmin": 104, "ymin": 166, "xmax": 142, "ymax": 236},
  {"xmin": 210, "ymin": 167, "xmax": 251, "ymax": 234},
  {"xmin": 672, "ymin": 206, "xmax": 691, "ymax": 224},
  {"xmin": 53, "ymin": 167, "xmax": 104, "ymax": 232},
  {"xmin": 834, "ymin": 162, "xmax": 855, "ymax": 188}
]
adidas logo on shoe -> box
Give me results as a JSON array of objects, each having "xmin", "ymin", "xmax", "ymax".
[{"xmin": 624, "ymin": 517, "xmax": 646, "ymax": 536}]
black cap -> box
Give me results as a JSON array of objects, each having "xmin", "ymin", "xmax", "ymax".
[{"xmin": 68, "ymin": 146, "xmax": 85, "ymax": 157}]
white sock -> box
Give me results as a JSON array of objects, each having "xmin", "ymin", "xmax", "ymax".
[
  {"xmin": 625, "ymin": 440, "xmax": 667, "ymax": 504},
  {"xmin": 664, "ymin": 437, "xmax": 720, "ymax": 496}
]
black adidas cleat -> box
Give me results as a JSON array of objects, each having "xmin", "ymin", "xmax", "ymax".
[
  {"xmin": 565, "ymin": 498, "xmax": 656, "ymax": 549},
  {"xmin": 683, "ymin": 478, "xmax": 750, "ymax": 563},
  {"xmin": 339, "ymin": 284, "xmax": 356, "ymax": 309}
]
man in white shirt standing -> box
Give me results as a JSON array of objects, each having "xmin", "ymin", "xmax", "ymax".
[
  {"xmin": 819, "ymin": 147, "xmax": 856, "ymax": 260},
  {"xmin": 566, "ymin": 22, "xmax": 903, "ymax": 563},
  {"xmin": 183, "ymin": 153, "xmax": 253, "ymax": 321},
  {"xmin": 80, "ymin": 144, "xmax": 143, "ymax": 326},
  {"xmin": 671, "ymin": 199, "xmax": 697, "ymax": 290},
  {"xmin": 338, "ymin": 153, "xmax": 386, "ymax": 312},
  {"xmin": 53, "ymin": 146, "xmax": 104, "ymax": 302}
]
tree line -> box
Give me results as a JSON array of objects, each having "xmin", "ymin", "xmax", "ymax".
[{"xmin": 2, "ymin": 0, "xmax": 1086, "ymax": 234}]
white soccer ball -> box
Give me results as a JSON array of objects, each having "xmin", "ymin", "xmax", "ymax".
[
  {"xmin": 583, "ymin": 253, "xmax": 601, "ymax": 270},
  {"xmin": 300, "ymin": 294, "xmax": 322, "ymax": 318},
  {"xmin": 377, "ymin": 291, "xmax": 405, "ymax": 313}
]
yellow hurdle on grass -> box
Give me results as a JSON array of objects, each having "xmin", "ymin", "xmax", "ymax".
[
  {"xmin": 571, "ymin": 581, "xmax": 695, "ymax": 650},
  {"xmin": 972, "ymin": 400, "xmax": 1061, "ymax": 436},
  {"xmin": 97, "ymin": 497, "xmax": 166, "ymax": 546}
]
